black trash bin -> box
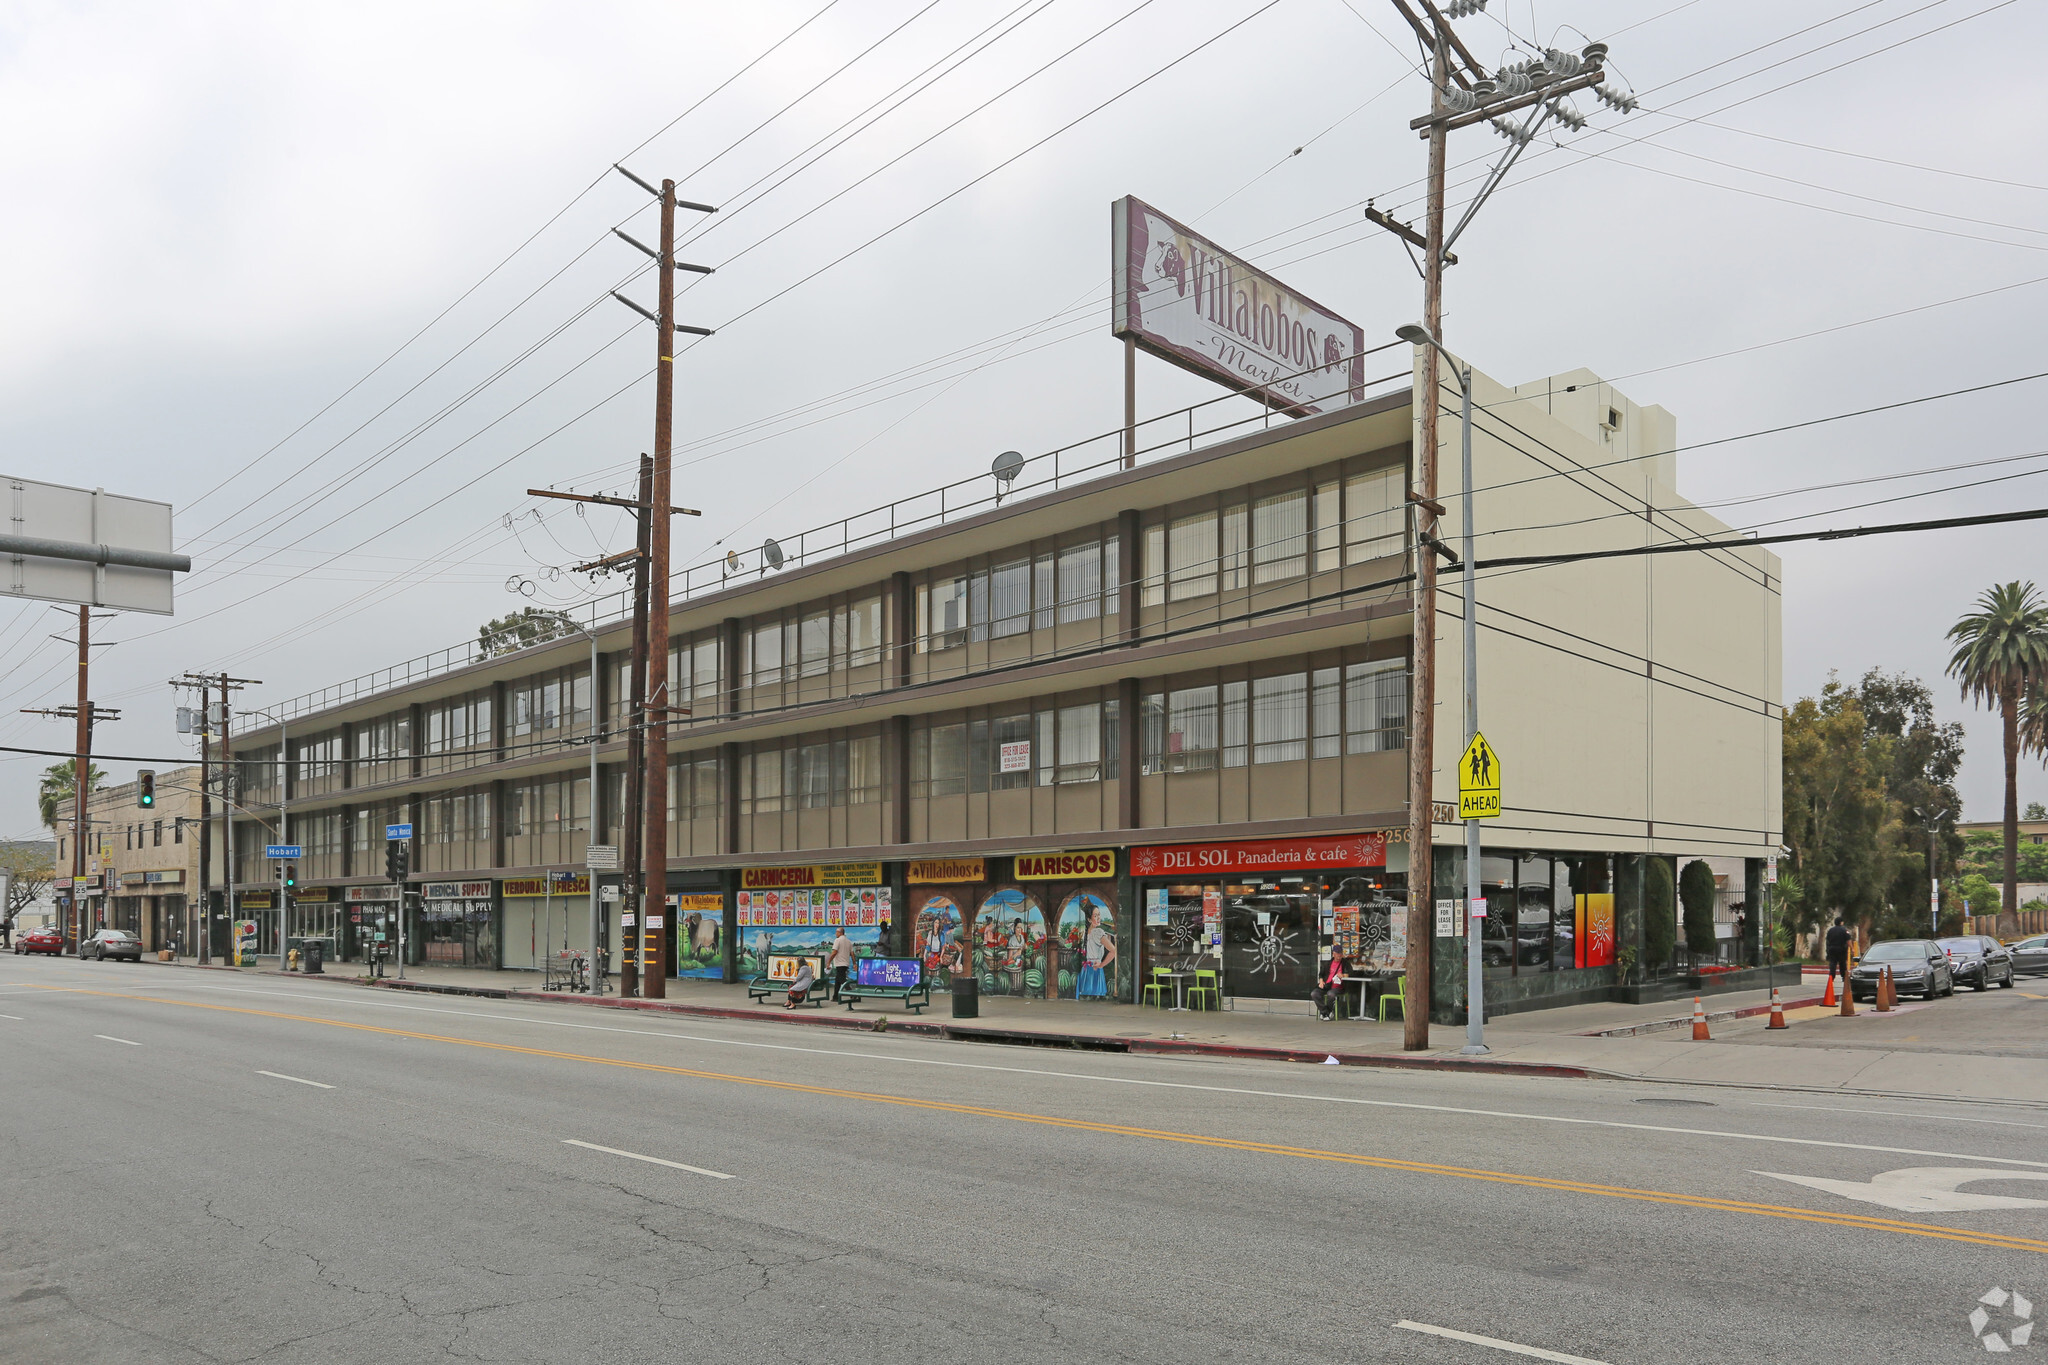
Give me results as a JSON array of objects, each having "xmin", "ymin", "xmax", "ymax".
[
  {"xmin": 952, "ymin": 972, "xmax": 978, "ymax": 1019},
  {"xmin": 303, "ymin": 940, "xmax": 324, "ymax": 974}
]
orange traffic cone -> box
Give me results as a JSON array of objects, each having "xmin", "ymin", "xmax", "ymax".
[
  {"xmin": 1875, "ymin": 966, "xmax": 1892, "ymax": 1011},
  {"xmin": 1839, "ymin": 975, "xmax": 1857, "ymax": 1016},
  {"xmin": 1822, "ymin": 974, "xmax": 1836, "ymax": 1007},
  {"xmin": 1691, "ymin": 996, "xmax": 1711, "ymax": 1041},
  {"xmin": 1766, "ymin": 987, "xmax": 1788, "ymax": 1029}
]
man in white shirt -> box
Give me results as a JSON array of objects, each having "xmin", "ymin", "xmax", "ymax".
[{"xmin": 828, "ymin": 927, "xmax": 854, "ymax": 1002}]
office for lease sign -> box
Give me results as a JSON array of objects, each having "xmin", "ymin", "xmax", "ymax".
[{"xmin": 1112, "ymin": 195, "xmax": 1367, "ymax": 417}]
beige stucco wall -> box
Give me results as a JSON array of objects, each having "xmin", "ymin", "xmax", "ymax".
[{"xmin": 1417, "ymin": 360, "xmax": 1782, "ymax": 860}]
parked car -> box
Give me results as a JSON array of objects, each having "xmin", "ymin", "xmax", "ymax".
[
  {"xmin": 1936, "ymin": 936, "xmax": 2015, "ymax": 991},
  {"xmin": 1849, "ymin": 939, "xmax": 1953, "ymax": 1001},
  {"xmin": 81, "ymin": 928, "xmax": 143, "ymax": 962},
  {"xmin": 14, "ymin": 925, "xmax": 64, "ymax": 955},
  {"xmin": 2013, "ymin": 935, "xmax": 2048, "ymax": 977}
]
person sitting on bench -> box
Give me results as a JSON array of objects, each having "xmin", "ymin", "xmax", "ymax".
[
  {"xmin": 784, "ymin": 960, "xmax": 815, "ymax": 1009},
  {"xmin": 1313, "ymin": 952, "xmax": 1350, "ymax": 1021}
]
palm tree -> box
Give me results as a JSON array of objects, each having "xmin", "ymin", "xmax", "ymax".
[
  {"xmin": 38, "ymin": 759, "xmax": 106, "ymax": 829},
  {"xmin": 1947, "ymin": 582, "xmax": 2048, "ymax": 936}
]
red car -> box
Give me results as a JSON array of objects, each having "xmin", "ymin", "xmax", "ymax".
[{"xmin": 13, "ymin": 925, "xmax": 64, "ymax": 955}]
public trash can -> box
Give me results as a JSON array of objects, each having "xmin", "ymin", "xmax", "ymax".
[
  {"xmin": 303, "ymin": 940, "xmax": 324, "ymax": 974},
  {"xmin": 952, "ymin": 973, "xmax": 978, "ymax": 1019}
]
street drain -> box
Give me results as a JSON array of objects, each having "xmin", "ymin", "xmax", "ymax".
[{"xmin": 1633, "ymin": 1097, "xmax": 1716, "ymax": 1106}]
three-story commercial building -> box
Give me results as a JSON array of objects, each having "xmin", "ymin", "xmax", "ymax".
[{"xmin": 217, "ymin": 354, "xmax": 1782, "ymax": 1019}]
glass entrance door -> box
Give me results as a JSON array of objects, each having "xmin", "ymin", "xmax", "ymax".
[{"xmin": 1221, "ymin": 888, "xmax": 1317, "ymax": 1000}]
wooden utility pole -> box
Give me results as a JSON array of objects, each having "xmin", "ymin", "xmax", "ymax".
[
  {"xmin": 1401, "ymin": 27, "xmax": 1451, "ymax": 1052},
  {"xmin": 642, "ymin": 180, "xmax": 679, "ymax": 1000}
]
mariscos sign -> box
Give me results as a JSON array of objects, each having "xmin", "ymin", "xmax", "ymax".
[{"xmin": 1112, "ymin": 195, "xmax": 1367, "ymax": 417}]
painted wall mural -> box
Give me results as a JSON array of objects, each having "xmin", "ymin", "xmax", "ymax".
[{"xmin": 912, "ymin": 882, "xmax": 1123, "ymax": 998}]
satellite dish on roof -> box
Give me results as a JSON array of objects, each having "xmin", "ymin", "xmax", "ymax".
[
  {"xmin": 991, "ymin": 450, "xmax": 1024, "ymax": 502},
  {"xmin": 760, "ymin": 538, "xmax": 785, "ymax": 572}
]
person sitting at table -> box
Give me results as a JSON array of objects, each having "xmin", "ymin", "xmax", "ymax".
[
  {"xmin": 1313, "ymin": 952, "xmax": 1349, "ymax": 1020},
  {"xmin": 784, "ymin": 959, "xmax": 815, "ymax": 1009}
]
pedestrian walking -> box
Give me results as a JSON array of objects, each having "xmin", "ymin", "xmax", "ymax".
[
  {"xmin": 1312, "ymin": 952, "xmax": 1350, "ymax": 1020},
  {"xmin": 1824, "ymin": 916, "xmax": 1852, "ymax": 991},
  {"xmin": 828, "ymin": 927, "xmax": 853, "ymax": 1002}
]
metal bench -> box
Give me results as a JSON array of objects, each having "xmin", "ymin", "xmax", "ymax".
[{"xmin": 841, "ymin": 979, "xmax": 932, "ymax": 1014}]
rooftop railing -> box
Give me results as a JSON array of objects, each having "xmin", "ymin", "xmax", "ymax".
[{"xmin": 255, "ymin": 349, "xmax": 1413, "ymax": 727}]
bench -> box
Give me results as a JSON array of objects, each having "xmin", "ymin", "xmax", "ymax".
[
  {"xmin": 841, "ymin": 979, "xmax": 932, "ymax": 1014},
  {"xmin": 747, "ymin": 974, "xmax": 827, "ymax": 1007}
]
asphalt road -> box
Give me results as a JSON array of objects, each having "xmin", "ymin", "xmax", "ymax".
[{"xmin": 5, "ymin": 954, "xmax": 2046, "ymax": 1363}]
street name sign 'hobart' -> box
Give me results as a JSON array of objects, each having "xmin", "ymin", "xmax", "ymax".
[
  {"xmin": 1458, "ymin": 732, "xmax": 1501, "ymax": 820},
  {"xmin": 264, "ymin": 844, "xmax": 302, "ymax": 860}
]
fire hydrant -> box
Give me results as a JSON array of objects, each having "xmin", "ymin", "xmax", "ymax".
[{"xmin": 287, "ymin": 948, "xmax": 300, "ymax": 972}]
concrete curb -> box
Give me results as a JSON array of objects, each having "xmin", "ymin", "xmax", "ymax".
[
  {"xmin": 1582, "ymin": 992, "xmax": 1826, "ymax": 1037},
  {"xmin": 342, "ymin": 973, "xmax": 1595, "ymax": 1078}
]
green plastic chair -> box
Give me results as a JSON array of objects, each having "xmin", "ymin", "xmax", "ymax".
[
  {"xmin": 1377, "ymin": 974, "xmax": 1406, "ymax": 1022},
  {"xmin": 1141, "ymin": 969, "xmax": 1172, "ymax": 1008},
  {"xmin": 1186, "ymin": 968, "xmax": 1220, "ymax": 1012}
]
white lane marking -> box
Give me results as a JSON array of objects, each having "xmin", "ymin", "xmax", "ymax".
[
  {"xmin": 0, "ymin": 1013, "xmax": 22, "ymax": 1021},
  {"xmin": 1755, "ymin": 1101, "xmax": 2048, "ymax": 1130},
  {"xmin": 562, "ymin": 1139, "xmax": 731, "ymax": 1180},
  {"xmin": 95, "ymin": 1034, "xmax": 139, "ymax": 1046},
  {"xmin": 100, "ymin": 979, "xmax": 2048, "ymax": 1170},
  {"xmin": 1395, "ymin": 1321, "xmax": 1610, "ymax": 1363},
  {"xmin": 256, "ymin": 1070, "xmax": 334, "ymax": 1089},
  {"xmin": 1755, "ymin": 1166, "xmax": 2048, "ymax": 1213}
]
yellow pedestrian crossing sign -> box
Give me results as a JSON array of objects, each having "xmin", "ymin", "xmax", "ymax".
[{"xmin": 1458, "ymin": 732, "xmax": 1501, "ymax": 819}]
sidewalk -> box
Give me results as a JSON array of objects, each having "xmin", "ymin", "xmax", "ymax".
[{"xmin": 141, "ymin": 956, "xmax": 2048, "ymax": 1105}]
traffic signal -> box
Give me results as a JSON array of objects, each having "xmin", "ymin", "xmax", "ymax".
[
  {"xmin": 283, "ymin": 864, "xmax": 298, "ymax": 890},
  {"xmin": 385, "ymin": 841, "xmax": 409, "ymax": 882},
  {"xmin": 137, "ymin": 769, "xmax": 155, "ymax": 809}
]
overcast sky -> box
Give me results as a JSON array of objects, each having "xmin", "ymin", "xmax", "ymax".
[{"xmin": 3, "ymin": 0, "xmax": 2044, "ymax": 837}]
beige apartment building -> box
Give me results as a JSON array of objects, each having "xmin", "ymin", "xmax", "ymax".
[
  {"xmin": 52, "ymin": 764, "xmax": 205, "ymax": 954},
  {"xmin": 216, "ymin": 354, "xmax": 1782, "ymax": 1019}
]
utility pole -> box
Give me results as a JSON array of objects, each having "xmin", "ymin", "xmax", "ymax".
[
  {"xmin": 22, "ymin": 607, "xmax": 118, "ymax": 955},
  {"xmin": 173, "ymin": 674, "xmax": 219, "ymax": 962},
  {"xmin": 625, "ymin": 456, "xmax": 653, "ymax": 996},
  {"xmin": 1377, "ymin": 1, "xmax": 1621, "ymax": 1051},
  {"xmin": 608, "ymin": 165, "xmax": 715, "ymax": 1003},
  {"xmin": 209, "ymin": 673, "xmax": 260, "ymax": 961}
]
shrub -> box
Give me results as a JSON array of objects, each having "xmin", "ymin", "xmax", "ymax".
[
  {"xmin": 1645, "ymin": 858, "xmax": 1676, "ymax": 968},
  {"xmin": 1680, "ymin": 859, "xmax": 1718, "ymax": 959}
]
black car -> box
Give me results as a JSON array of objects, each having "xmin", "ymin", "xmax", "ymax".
[
  {"xmin": 1848, "ymin": 939, "xmax": 1953, "ymax": 1001},
  {"xmin": 1936, "ymin": 935, "xmax": 2015, "ymax": 991}
]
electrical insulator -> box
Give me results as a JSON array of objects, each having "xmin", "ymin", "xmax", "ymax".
[
  {"xmin": 1491, "ymin": 69, "xmax": 1533, "ymax": 98},
  {"xmin": 1490, "ymin": 116, "xmax": 1532, "ymax": 145},
  {"xmin": 1441, "ymin": 85, "xmax": 1480, "ymax": 113},
  {"xmin": 1595, "ymin": 84, "xmax": 1639, "ymax": 113},
  {"xmin": 1548, "ymin": 98, "xmax": 1587, "ymax": 131},
  {"xmin": 1444, "ymin": 0, "xmax": 1487, "ymax": 16},
  {"xmin": 1542, "ymin": 48, "xmax": 1583, "ymax": 78}
]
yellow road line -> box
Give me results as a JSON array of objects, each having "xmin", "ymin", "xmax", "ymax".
[{"xmin": 34, "ymin": 984, "xmax": 2048, "ymax": 1257}]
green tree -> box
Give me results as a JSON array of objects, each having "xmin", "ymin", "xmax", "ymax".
[
  {"xmin": 1, "ymin": 842, "xmax": 56, "ymax": 927},
  {"xmin": 477, "ymin": 607, "xmax": 579, "ymax": 659},
  {"xmin": 1644, "ymin": 857, "xmax": 1676, "ymax": 969},
  {"xmin": 38, "ymin": 759, "xmax": 106, "ymax": 829},
  {"xmin": 1856, "ymin": 668, "xmax": 1965, "ymax": 916},
  {"xmin": 1781, "ymin": 680, "xmax": 1895, "ymax": 937},
  {"xmin": 1946, "ymin": 582, "xmax": 2048, "ymax": 937},
  {"xmin": 1679, "ymin": 859, "xmax": 1718, "ymax": 961},
  {"xmin": 2026, "ymin": 800, "xmax": 2046, "ymax": 821},
  {"xmin": 1957, "ymin": 873, "xmax": 2002, "ymax": 921}
]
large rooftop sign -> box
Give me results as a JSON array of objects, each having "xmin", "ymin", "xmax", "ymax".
[
  {"xmin": 1111, "ymin": 195, "xmax": 1366, "ymax": 417},
  {"xmin": 3, "ymin": 475, "xmax": 187, "ymax": 615}
]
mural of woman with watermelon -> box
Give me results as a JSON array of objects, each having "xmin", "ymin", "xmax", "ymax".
[
  {"xmin": 1060, "ymin": 892, "xmax": 1117, "ymax": 1000},
  {"xmin": 974, "ymin": 887, "xmax": 1045, "ymax": 997}
]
